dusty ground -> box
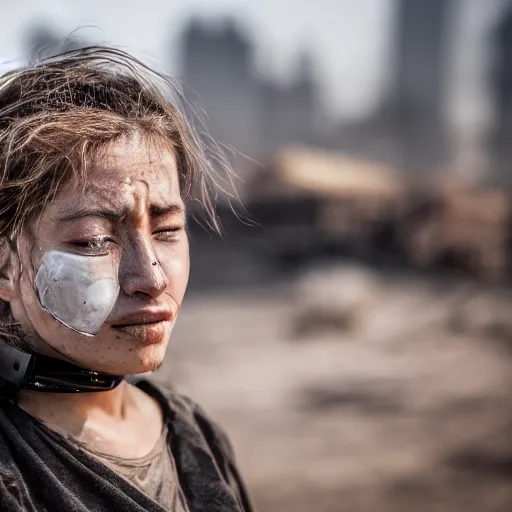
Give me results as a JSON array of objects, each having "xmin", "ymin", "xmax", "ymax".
[{"xmin": 154, "ymin": 262, "xmax": 512, "ymax": 512}]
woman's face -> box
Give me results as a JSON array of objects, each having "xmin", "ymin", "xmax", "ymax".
[{"xmin": 8, "ymin": 133, "xmax": 190, "ymax": 375}]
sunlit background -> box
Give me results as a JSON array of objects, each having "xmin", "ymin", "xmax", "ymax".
[{"xmin": 3, "ymin": 1, "xmax": 512, "ymax": 510}]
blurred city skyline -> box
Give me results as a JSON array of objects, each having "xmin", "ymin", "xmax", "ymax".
[
  {"xmin": 0, "ymin": 0, "xmax": 409, "ymax": 120},
  {"xmin": 3, "ymin": 0, "xmax": 512, "ymax": 179},
  {"xmin": 0, "ymin": 1, "xmax": 506, "ymax": 125}
]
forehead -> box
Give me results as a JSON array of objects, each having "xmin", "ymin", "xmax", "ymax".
[{"xmin": 59, "ymin": 134, "xmax": 181, "ymax": 212}]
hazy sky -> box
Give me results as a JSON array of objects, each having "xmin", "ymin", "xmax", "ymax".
[{"xmin": 0, "ymin": 0, "xmax": 395, "ymax": 119}]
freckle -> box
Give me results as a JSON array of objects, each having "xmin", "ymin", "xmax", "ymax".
[
  {"xmin": 115, "ymin": 336, "xmax": 121, "ymax": 339},
  {"xmin": 83, "ymin": 301, "xmax": 86, "ymax": 305},
  {"xmin": 129, "ymin": 348, "xmax": 133, "ymax": 352}
]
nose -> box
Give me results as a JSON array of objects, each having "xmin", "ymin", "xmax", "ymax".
[{"xmin": 119, "ymin": 237, "xmax": 168, "ymax": 299}]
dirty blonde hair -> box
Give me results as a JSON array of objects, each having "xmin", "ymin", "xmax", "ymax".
[{"xmin": 0, "ymin": 46, "xmax": 229, "ymax": 239}]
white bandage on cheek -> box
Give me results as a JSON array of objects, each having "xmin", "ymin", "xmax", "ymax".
[{"xmin": 34, "ymin": 251, "xmax": 120, "ymax": 336}]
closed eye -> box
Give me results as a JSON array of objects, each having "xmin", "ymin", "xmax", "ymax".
[
  {"xmin": 154, "ymin": 227, "xmax": 183, "ymax": 241},
  {"xmin": 68, "ymin": 236, "xmax": 115, "ymax": 254}
]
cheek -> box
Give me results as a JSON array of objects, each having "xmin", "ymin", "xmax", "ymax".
[
  {"xmin": 156, "ymin": 244, "xmax": 190, "ymax": 299},
  {"xmin": 13, "ymin": 244, "xmax": 47, "ymax": 325}
]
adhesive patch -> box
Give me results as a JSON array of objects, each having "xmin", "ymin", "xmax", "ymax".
[{"xmin": 34, "ymin": 251, "xmax": 120, "ymax": 336}]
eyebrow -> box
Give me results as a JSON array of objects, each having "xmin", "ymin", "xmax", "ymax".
[
  {"xmin": 59, "ymin": 203, "xmax": 186, "ymax": 222},
  {"xmin": 150, "ymin": 204, "xmax": 186, "ymax": 217}
]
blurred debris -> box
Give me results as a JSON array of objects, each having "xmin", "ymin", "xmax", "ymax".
[
  {"xmin": 275, "ymin": 146, "xmax": 405, "ymax": 200},
  {"xmin": 235, "ymin": 145, "xmax": 512, "ymax": 282},
  {"xmin": 299, "ymin": 382, "xmax": 404, "ymax": 415},
  {"xmin": 292, "ymin": 264, "xmax": 380, "ymax": 338},
  {"xmin": 448, "ymin": 288, "xmax": 512, "ymax": 341},
  {"xmin": 400, "ymin": 182, "xmax": 510, "ymax": 279}
]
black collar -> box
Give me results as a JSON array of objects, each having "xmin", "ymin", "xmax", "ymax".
[{"xmin": 0, "ymin": 342, "xmax": 123, "ymax": 395}]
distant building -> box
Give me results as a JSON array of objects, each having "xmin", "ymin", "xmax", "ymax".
[
  {"xmin": 259, "ymin": 51, "xmax": 318, "ymax": 155},
  {"xmin": 0, "ymin": 58, "xmax": 23, "ymax": 74},
  {"xmin": 489, "ymin": 3, "xmax": 512, "ymax": 182},
  {"xmin": 181, "ymin": 18, "xmax": 260, "ymax": 161},
  {"xmin": 24, "ymin": 23, "xmax": 91, "ymax": 64},
  {"xmin": 179, "ymin": 17, "xmax": 322, "ymax": 164},
  {"xmin": 384, "ymin": 0, "xmax": 455, "ymax": 173}
]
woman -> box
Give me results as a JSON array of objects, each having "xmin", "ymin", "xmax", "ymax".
[{"xmin": 0, "ymin": 47, "xmax": 253, "ymax": 511}]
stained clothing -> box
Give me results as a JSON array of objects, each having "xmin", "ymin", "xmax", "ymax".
[
  {"xmin": 77, "ymin": 425, "xmax": 188, "ymax": 512},
  {"xmin": 0, "ymin": 380, "xmax": 254, "ymax": 512}
]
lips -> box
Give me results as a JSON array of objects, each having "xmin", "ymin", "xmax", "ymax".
[{"xmin": 111, "ymin": 309, "xmax": 174, "ymax": 328}]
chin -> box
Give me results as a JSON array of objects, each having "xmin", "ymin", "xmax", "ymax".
[
  {"xmin": 100, "ymin": 344, "xmax": 167, "ymax": 375},
  {"xmin": 130, "ymin": 343, "xmax": 167, "ymax": 374},
  {"xmin": 91, "ymin": 324, "xmax": 172, "ymax": 374},
  {"xmin": 65, "ymin": 339, "xmax": 169, "ymax": 376}
]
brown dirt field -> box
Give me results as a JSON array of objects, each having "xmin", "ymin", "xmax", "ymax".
[{"xmin": 154, "ymin": 268, "xmax": 512, "ymax": 512}]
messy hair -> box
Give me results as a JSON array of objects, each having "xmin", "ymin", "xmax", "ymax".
[
  {"xmin": 0, "ymin": 45, "xmax": 233, "ymax": 348},
  {"xmin": 0, "ymin": 45, "xmax": 231, "ymax": 240}
]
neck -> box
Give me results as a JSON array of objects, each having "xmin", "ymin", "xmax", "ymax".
[{"xmin": 17, "ymin": 380, "xmax": 132, "ymax": 428}]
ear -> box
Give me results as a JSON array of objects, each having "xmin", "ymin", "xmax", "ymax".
[{"xmin": 0, "ymin": 238, "xmax": 16, "ymax": 303}]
